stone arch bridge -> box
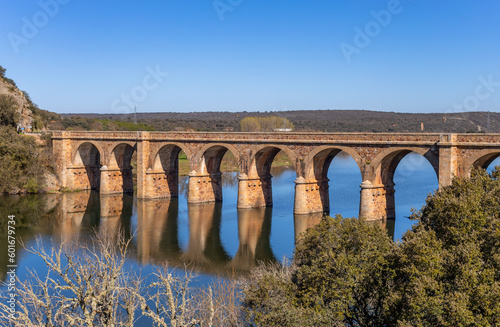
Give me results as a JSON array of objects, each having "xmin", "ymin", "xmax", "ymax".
[{"xmin": 52, "ymin": 131, "xmax": 500, "ymax": 220}]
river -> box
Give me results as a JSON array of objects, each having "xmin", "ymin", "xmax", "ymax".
[{"xmin": 1, "ymin": 153, "xmax": 498, "ymax": 284}]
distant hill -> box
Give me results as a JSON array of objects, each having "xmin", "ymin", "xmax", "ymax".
[{"xmin": 62, "ymin": 110, "xmax": 500, "ymax": 133}]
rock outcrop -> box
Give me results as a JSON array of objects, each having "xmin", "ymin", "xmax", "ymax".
[{"xmin": 0, "ymin": 77, "xmax": 34, "ymax": 131}]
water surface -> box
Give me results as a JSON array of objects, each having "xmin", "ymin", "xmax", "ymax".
[{"xmin": 1, "ymin": 155, "xmax": 498, "ymax": 283}]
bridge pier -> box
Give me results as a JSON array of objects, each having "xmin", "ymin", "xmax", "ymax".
[
  {"xmin": 438, "ymin": 134, "xmax": 459, "ymax": 188},
  {"xmin": 237, "ymin": 173, "xmax": 273, "ymax": 208},
  {"xmin": 66, "ymin": 165, "xmax": 100, "ymax": 190},
  {"xmin": 143, "ymin": 169, "xmax": 179, "ymax": 199},
  {"xmin": 359, "ymin": 181, "xmax": 395, "ymax": 220},
  {"xmin": 293, "ymin": 177, "xmax": 329, "ymax": 215},
  {"xmin": 100, "ymin": 166, "xmax": 133, "ymax": 194},
  {"xmin": 188, "ymin": 172, "xmax": 222, "ymax": 204}
]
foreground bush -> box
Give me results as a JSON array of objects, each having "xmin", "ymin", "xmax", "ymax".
[
  {"xmin": 243, "ymin": 217, "xmax": 397, "ymax": 326},
  {"xmin": 0, "ymin": 126, "xmax": 44, "ymax": 193},
  {"xmin": 395, "ymin": 167, "xmax": 500, "ymax": 326},
  {"xmin": 243, "ymin": 167, "xmax": 500, "ymax": 326}
]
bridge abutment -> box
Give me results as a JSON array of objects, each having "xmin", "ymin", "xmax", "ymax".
[
  {"xmin": 188, "ymin": 172, "xmax": 223, "ymax": 204},
  {"xmin": 237, "ymin": 173, "xmax": 273, "ymax": 208},
  {"xmin": 359, "ymin": 181, "xmax": 395, "ymax": 220},
  {"xmin": 293, "ymin": 177, "xmax": 329, "ymax": 215}
]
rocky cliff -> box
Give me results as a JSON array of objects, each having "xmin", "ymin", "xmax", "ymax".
[{"xmin": 0, "ymin": 75, "xmax": 34, "ymax": 131}]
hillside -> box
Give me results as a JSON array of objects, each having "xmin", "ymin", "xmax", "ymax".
[
  {"xmin": 0, "ymin": 70, "xmax": 33, "ymax": 131},
  {"xmin": 63, "ymin": 110, "xmax": 500, "ymax": 133},
  {"xmin": 0, "ymin": 66, "xmax": 60, "ymax": 194}
]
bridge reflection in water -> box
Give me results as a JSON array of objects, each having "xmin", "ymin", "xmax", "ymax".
[{"xmin": 53, "ymin": 190, "xmax": 342, "ymax": 275}]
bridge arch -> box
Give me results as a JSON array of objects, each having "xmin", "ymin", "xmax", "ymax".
[
  {"xmin": 144, "ymin": 143, "xmax": 191, "ymax": 199},
  {"xmin": 108, "ymin": 143, "xmax": 136, "ymax": 169},
  {"xmin": 247, "ymin": 144, "xmax": 296, "ymax": 179},
  {"xmin": 369, "ymin": 147, "xmax": 439, "ymax": 185},
  {"xmin": 303, "ymin": 146, "xmax": 363, "ymax": 181},
  {"xmin": 187, "ymin": 143, "xmax": 241, "ymax": 204},
  {"xmin": 152, "ymin": 143, "xmax": 190, "ymax": 172},
  {"xmin": 294, "ymin": 146, "xmax": 362, "ymax": 216},
  {"xmin": 237, "ymin": 145, "xmax": 296, "ymax": 209},
  {"xmin": 72, "ymin": 142, "xmax": 102, "ymax": 190},
  {"xmin": 194, "ymin": 143, "xmax": 241, "ymax": 175},
  {"xmin": 72, "ymin": 141, "xmax": 104, "ymax": 167},
  {"xmin": 101, "ymin": 143, "xmax": 136, "ymax": 194},
  {"xmin": 359, "ymin": 147, "xmax": 439, "ymax": 221},
  {"xmin": 465, "ymin": 149, "xmax": 500, "ymax": 175}
]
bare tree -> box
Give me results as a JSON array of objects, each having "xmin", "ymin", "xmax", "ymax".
[
  {"xmin": 0, "ymin": 231, "xmax": 246, "ymax": 326},
  {"xmin": 0, "ymin": 233, "xmax": 141, "ymax": 326}
]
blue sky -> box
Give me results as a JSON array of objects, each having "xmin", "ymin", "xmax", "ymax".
[{"xmin": 1, "ymin": 1, "xmax": 499, "ymax": 114}]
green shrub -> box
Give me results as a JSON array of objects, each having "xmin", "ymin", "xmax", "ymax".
[
  {"xmin": 0, "ymin": 94, "xmax": 18, "ymax": 127},
  {"xmin": 244, "ymin": 167, "xmax": 500, "ymax": 326},
  {"xmin": 0, "ymin": 126, "xmax": 42, "ymax": 193}
]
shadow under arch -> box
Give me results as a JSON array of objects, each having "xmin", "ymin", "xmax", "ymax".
[
  {"xmin": 194, "ymin": 143, "xmax": 241, "ymax": 174},
  {"xmin": 72, "ymin": 142, "xmax": 102, "ymax": 190},
  {"xmin": 147, "ymin": 144, "xmax": 189, "ymax": 198},
  {"xmin": 103, "ymin": 143, "xmax": 136, "ymax": 194},
  {"xmin": 247, "ymin": 144, "xmax": 297, "ymax": 179}
]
